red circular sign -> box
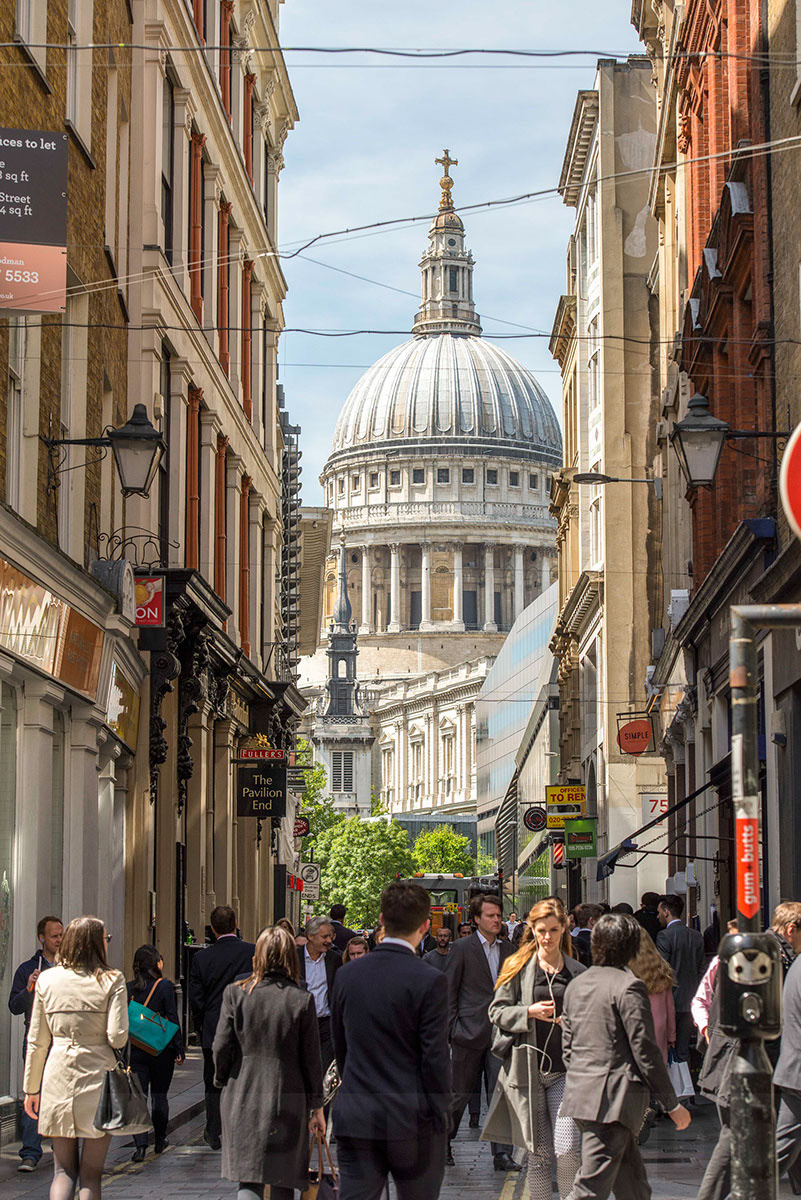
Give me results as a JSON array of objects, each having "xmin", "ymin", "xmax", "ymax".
[
  {"xmin": 523, "ymin": 806, "xmax": 547, "ymax": 832},
  {"xmin": 780, "ymin": 423, "xmax": 801, "ymax": 541},
  {"xmin": 617, "ymin": 719, "xmax": 653, "ymax": 756},
  {"xmin": 293, "ymin": 816, "xmax": 310, "ymax": 838}
]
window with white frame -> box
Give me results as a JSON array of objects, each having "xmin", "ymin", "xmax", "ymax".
[
  {"xmin": 441, "ymin": 731, "xmax": 455, "ymax": 793},
  {"xmin": 16, "ymin": 1, "xmax": 47, "ymax": 75},
  {"xmin": 587, "ymin": 318, "xmax": 600, "ymax": 411},
  {"xmin": 381, "ymin": 747, "xmax": 394, "ymax": 805},
  {"xmin": 589, "ymin": 482, "xmax": 603, "ymax": 567},
  {"xmin": 6, "ymin": 318, "xmax": 25, "ymax": 513},
  {"xmin": 409, "ymin": 737, "xmax": 423, "ymax": 801},
  {"xmin": 585, "ymin": 185, "xmax": 599, "ymax": 267},
  {"xmin": 331, "ymin": 750, "xmax": 354, "ymax": 793},
  {"xmin": 66, "ymin": 0, "xmax": 93, "ymax": 148}
]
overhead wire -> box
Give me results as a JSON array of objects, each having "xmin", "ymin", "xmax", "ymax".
[{"xmin": 3, "ymin": 126, "xmax": 797, "ymax": 315}]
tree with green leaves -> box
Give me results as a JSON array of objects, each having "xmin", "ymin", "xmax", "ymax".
[
  {"xmin": 412, "ymin": 824, "xmax": 476, "ymax": 875},
  {"xmin": 316, "ymin": 817, "xmax": 415, "ymax": 926},
  {"xmin": 296, "ymin": 737, "xmax": 345, "ymax": 869}
]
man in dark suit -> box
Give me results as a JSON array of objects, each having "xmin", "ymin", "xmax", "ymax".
[
  {"xmin": 444, "ymin": 892, "xmax": 518, "ymax": 1172},
  {"xmin": 188, "ymin": 905, "xmax": 255, "ymax": 1150},
  {"xmin": 298, "ymin": 915, "xmax": 342, "ymax": 1073},
  {"xmin": 634, "ymin": 891, "xmax": 663, "ymax": 942},
  {"xmin": 776, "ymin": 952, "xmax": 801, "ymax": 1191},
  {"xmin": 572, "ymin": 903, "xmax": 602, "ymax": 967},
  {"xmin": 656, "ymin": 894, "xmax": 705, "ymax": 1062},
  {"xmin": 329, "ymin": 903, "xmax": 358, "ymax": 953},
  {"xmin": 561, "ymin": 915, "xmax": 691, "ymax": 1198},
  {"xmin": 331, "ymin": 881, "xmax": 451, "ymax": 1200}
]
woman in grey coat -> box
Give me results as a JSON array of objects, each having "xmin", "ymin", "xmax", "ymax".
[
  {"xmin": 486, "ymin": 898, "xmax": 586, "ymax": 1200},
  {"xmin": 213, "ymin": 926, "xmax": 326, "ymax": 1199}
]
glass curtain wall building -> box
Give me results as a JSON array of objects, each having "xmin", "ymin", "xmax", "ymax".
[{"xmin": 476, "ymin": 583, "xmax": 559, "ymax": 860}]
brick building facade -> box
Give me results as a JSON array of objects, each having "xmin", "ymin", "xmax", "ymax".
[
  {"xmin": 628, "ymin": 0, "xmax": 798, "ymax": 924},
  {"xmin": 0, "ymin": 0, "xmax": 320, "ymax": 1144}
]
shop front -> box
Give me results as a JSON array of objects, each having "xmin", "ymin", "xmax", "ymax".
[{"xmin": 0, "ymin": 509, "xmax": 144, "ymax": 1146}]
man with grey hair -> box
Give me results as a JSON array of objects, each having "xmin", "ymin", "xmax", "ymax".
[{"xmin": 298, "ymin": 916, "xmax": 342, "ymax": 1073}]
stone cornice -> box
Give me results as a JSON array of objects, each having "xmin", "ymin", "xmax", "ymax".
[{"xmin": 558, "ymin": 90, "xmax": 599, "ymax": 207}]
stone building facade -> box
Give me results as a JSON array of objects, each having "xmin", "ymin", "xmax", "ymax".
[
  {"xmin": 302, "ymin": 159, "xmax": 562, "ymax": 825},
  {"xmin": 0, "ymin": 0, "xmax": 143, "ymax": 1142},
  {"xmin": 124, "ymin": 0, "xmax": 306, "ymax": 992},
  {"xmin": 549, "ymin": 59, "xmax": 668, "ymax": 906},
  {"xmin": 0, "ymin": 0, "xmax": 315, "ymax": 1138}
]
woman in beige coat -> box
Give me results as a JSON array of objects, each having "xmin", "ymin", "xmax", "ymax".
[{"xmin": 23, "ymin": 916, "xmax": 129, "ymax": 1200}]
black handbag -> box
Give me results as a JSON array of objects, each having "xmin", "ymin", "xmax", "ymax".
[{"xmin": 93, "ymin": 1046, "xmax": 152, "ymax": 1135}]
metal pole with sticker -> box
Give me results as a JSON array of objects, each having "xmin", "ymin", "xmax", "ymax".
[{"xmin": 725, "ymin": 605, "xmax": 801, "ymax": 1200}]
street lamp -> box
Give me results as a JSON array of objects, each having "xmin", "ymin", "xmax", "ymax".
[
  {"xmin": 669, "ymin": 391, "xmax": 791, "ymax": 490},
  {"xmin": 669, "ymin": 392, "xmax": 729, "ymax": 489},
  {"xmin": 46, "ymin": 403, "xmax": 166, "ymax": 498},
  {"xmin": 573, "ymin": 471, "xmax": 663, "ymax": 501}
]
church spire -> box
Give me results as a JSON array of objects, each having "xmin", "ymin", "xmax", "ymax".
[
  {"xmin": 324, "ymin": 535, "xmax": 362, "ymax": 718},
  {"xmin": 331, "ymin": 534, "xmax": 352, "ymax": 631},
  {"xmin": 413, "ymin": 149, "xmax": 481, "ymax": 338}
]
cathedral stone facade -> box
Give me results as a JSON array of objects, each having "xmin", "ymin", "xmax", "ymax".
[{"xmin": 304, "ymin": 154, "xmax": 562, "ymax": 823}]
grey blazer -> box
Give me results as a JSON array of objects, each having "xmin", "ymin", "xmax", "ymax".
[
  {"xmin": 655, "ymin": 920, "xmax": 704, "ymax": 1012},
  {"xmin": 560, "ymin": 966, "xmax": 679, "ymax": 1133},
  {"xmin": 444, "ymin": 933, "xmax": 515, "ymax": 1050},
  {"xmin": 775, "ymin": 955, "xmax": 801, "ymax": 1092}
]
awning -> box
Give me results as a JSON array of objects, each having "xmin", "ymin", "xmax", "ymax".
[{"xmin": 596, "ymin": 779, "xmax": 715, "ymax": 881}]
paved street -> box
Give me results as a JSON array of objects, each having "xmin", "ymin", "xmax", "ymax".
[{"xmin": 2, "ymin": 1092, "xmax": 797, "ymax": 1199}]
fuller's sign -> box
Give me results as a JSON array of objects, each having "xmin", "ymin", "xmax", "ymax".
[
  {"xmin": 236, "ymin": 760, "xmax": 287, "ymax": 818},
  {"xmin": 616, "ymin": 712, "xmax": 657, "ymax": 756}
]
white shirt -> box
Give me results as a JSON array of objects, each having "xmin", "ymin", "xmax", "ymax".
[
  {"xmin": 380, "ymin": 936, "xmax": 415, "ymax": 953},
  {"xmin": 476, "ymin": 931, "xmax": 500, "ymax": 983},
  {"xmin": 304, "ymin": 948, "xmax": 330, "ymax": 1017}
]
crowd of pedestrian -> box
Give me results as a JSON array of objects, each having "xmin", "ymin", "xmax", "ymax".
[{"xmin": 7, "ymin": 887, "xmax": 801, "ymax": 1200}]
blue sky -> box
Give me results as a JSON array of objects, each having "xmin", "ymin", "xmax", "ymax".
[{"xmin": 277, "ymin": 2, "xmax": 641, "ymax": 503}]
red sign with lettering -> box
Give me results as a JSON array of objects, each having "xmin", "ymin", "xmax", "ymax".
[
  {"xmin": 617, "ymin": 719, "xmax": 654, "ymax": 756},
  {"xmin": 736, "ymin": 816, "xmax": 760, "ymax": 919},
  {"xmin": 239, "ymin": 747, "xmax": 285, "ymax": 760},
  {"xmin": 135, "ymin": 576, "xmax": 164, "ymax": 627}
]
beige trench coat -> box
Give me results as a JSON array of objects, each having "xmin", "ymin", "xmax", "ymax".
[
  {"xmin": 482, "ymin": 953, "xmax": 586, "ymax": 1154},
  {"xmin": 23, "ymin": 965, "xmax": 129, "ymax": 1138}
]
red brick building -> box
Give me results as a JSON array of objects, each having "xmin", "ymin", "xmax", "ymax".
[{"xmin": 677, "ymin": 0, "xmax": 775, "ymax": 584}]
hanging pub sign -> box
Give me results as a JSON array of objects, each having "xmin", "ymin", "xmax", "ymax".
[
  {"xmin": 236, "ymin": 758, "xmax": 287, "ymax": 818},
  {"xmin": 0, "ymin": 128, "xmax": 68, "ymax": 312},
  {"xmin": 616, "ymin": 712, "xmax": 658, "ymax": 756}
]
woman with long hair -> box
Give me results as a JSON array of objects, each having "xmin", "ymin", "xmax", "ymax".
[
  {"xmin": 23, "ymin": 917, "xmax": 128, "ymax": 1200},
  {"xmin": 630, "ymin": 930, "xmax": 676, "ymax": 1063},
  {"xmin": 484, "ymin": 898, "xmax": 586, "ymax": 1200},
  {"xmin": 213, "ymin": 925, "xmax": 325, "ymax": 1199},
  {"xmin": 126, "ymin": 945, "xmax": 185, "ymax": 1162},
  {"xmin": 342, "ymin": 936, "xmax": 369, "ymax": 963}
]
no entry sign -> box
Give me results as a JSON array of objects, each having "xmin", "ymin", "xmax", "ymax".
[{"xmin": 780, "ymin": 423, "xmax": 801, "ymax": 541}]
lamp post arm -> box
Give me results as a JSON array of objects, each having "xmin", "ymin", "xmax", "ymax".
[{"xmin": 727, "ymin": 430, "xmax": 792, "ymax": 439}]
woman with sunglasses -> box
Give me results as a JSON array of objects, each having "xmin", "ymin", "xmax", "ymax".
[{"xmin": 23, "ymin": 917, "xmax": 128, "ymax": 1200}]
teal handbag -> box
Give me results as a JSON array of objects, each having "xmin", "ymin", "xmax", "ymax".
[{"xmin": 128, "ymin": 980, "xmax": 180, "ymax": 1057}]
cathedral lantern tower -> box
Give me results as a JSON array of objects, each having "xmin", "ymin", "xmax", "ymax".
[{"xmin": 413, "ymin": 150, "xmax": 482, "ymax": 338}]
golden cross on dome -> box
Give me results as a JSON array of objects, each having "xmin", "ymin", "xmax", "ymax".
[{"xmin": 435, "ymin": 148, "xmax": 458, "ymax": 211}]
